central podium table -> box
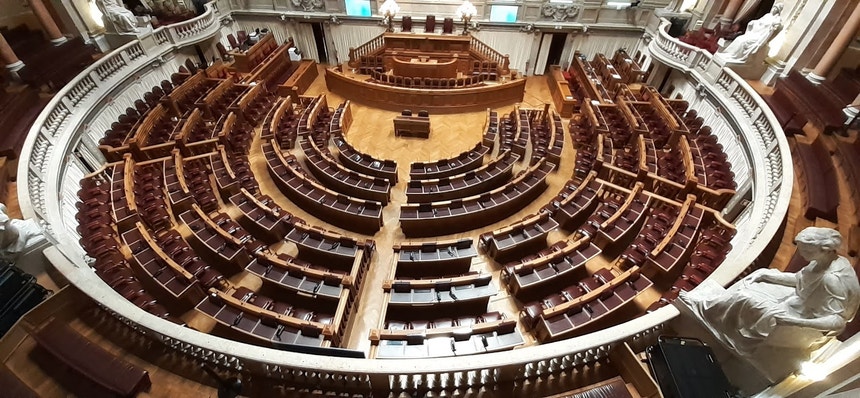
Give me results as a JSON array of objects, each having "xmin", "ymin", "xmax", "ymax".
[{"xmin": 394, "ymin": 114, "xmax": 431, "ymax": 138}]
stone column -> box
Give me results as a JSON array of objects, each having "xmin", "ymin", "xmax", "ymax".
[
  {"xmin": 27, "ymin": 0, "xmax": 68, "ymax": 45},
  {"xmin": 720, "ymin": 0, "xmax": 745, "ymax": 26},
  {"xmin": 0, "ymin": 33, "xmax": 24, "ymax": 72},
  {"xmin": 808, "ymin": 0, "xmax": 860, "ymax": 84}
]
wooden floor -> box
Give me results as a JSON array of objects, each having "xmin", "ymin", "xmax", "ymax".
[{"xmin": 2, "ymin": 67, "xmax": 824, "ymax": 397}]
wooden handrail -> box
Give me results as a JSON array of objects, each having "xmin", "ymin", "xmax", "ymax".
[
  {"xmin": 650, "ymin": 194, "xmax": 696, "ymax": 257},
  {"xmin": 209, "ymin": 288, "xmax": 333, "ymax": 336},
  {"xmin": 255, "ymin": 250, "xmax": 353, "ymax": 287},
  {"xmin": 370, "ymin": 318, "xmax": 516, "ymax": 341},
  {"xmin": 382, "ymin": 272, "xmax": 489, "ymax": 291},
  {"xmin": 348, "ymin": 33, "xmax": 386, "ymax": 69},
  {"xmin": 600, "ymin": 182, "xmax": 644, "ymax": 230},
  {"xmin": 541, "ymin": 266, "xmax": 639, "ymax": 319},
  {"xmin": 469, "ymin": 35, "xmax": 510, "ymax": 75}
]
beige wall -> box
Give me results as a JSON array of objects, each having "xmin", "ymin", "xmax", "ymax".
[{"xmin": 0, "ymin": 0, "xmax": 40, "ymax": 30}]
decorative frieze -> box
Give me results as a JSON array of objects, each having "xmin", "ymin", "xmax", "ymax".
[
  {"xmin": 291, "ymin": 0, "xmax": 325, "ymax": 12},
  {"xmin": 542, "ymin": 2, "xmax": 580, "ymax": 22}
]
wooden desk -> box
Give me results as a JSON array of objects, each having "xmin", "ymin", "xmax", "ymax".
[
  {"xmin": 394, "ymin": 115, "xmax": 431, "ymax": 138},
  {"xmin": 391, "ymin": 56, "xmax": 458, "ymax": 78},
  {"xmin": 230, "ymin": 33, "xmax": 276, "ymax": 73}
]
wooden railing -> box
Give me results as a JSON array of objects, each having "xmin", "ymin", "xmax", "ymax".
[
  {"xmin": 347, "ymin": 33, "xmax": 385, "ymax": 69},
  {"xmin": 470, "ymin": 35, "xmax": 510, "ymax": 75}
]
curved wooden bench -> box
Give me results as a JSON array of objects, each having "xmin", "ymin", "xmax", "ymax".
[
  {"xmin": 264, "ymin": 140, "xmax": 384, "ymax": 234},
  {"xmin": 406, "ymin": 148, "xmax": 517, "ymax": 202},
  {"xmin": 331, "ymin": 133, "xmax": 398, "ymax": 182},
  {"xmin": 400, "ymin": 159, "xmax": 554, "ymax": 237},
  {"xmin": 480, "ymin": 210, "xmax": 560, "ymax": 263},
  {"xmin": 393, "ymin": 238, "xmax": 477, "ymax": 277},
  {"xmin": 409, "ymin": 142, "xmax": 489, "ymax": 180},
  {"xmin": 300, "ymin": 137, "xmax": 391, "ymax": 203}
]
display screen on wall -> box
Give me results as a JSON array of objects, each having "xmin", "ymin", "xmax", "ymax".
[
  {"xmin": 345, "ymin": 0, "xmax": 372, "ymax": 16},
  {"xmin": 489, "ymin": 5, "xmax": 518, "ymax": 22}
]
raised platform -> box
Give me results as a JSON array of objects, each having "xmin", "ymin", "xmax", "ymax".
[{"xmin": 324, "ymin": 67, "xmax": 525, "ymax": 112}]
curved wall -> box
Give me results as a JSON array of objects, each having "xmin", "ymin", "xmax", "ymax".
[{"xmin": 17, "ymin": 5, "xmax": 792, "ymax": 394}]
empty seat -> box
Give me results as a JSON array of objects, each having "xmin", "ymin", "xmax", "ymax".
[{"xmin": 425, "ymin": 15, "xmax": 436, "ymax": 32}]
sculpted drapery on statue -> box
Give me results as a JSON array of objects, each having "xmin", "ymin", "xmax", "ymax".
[
  {"xmin": 97, "ymin": 0, "xmax": 139, "ymax": 34},
  {"xmin": 717, "ymin": 3, "xmax": 783, "ymax": 62},
  {"xmin": 0, "ymin": 203, "xmax": 44, "ymax": 260},
  {"xmin": 679, "ymin": 227, "xmax": 860, "ymax": 358}
]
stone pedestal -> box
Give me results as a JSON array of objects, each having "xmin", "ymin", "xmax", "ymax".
[
  {"xmin": 760, "ymin": 58, "xmax": 786, "ymax": 86},
  {"xmin": 104, "ymin": 24, "xmax": 153, "ymax": 50},
  {"xmin": 673, "ymin": 280, "xmax": 840, "ymax": 387},
  {"xmin": 711, "ymin": 50, "xmax": 770, "ymax": 80}
]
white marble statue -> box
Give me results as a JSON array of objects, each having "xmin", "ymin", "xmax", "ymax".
[
  {"xmin": 0, "ymin": 204, "xmax": 44, "ymax": 260},
  {"xmin": 679, "ymin": 227, "xmax": 860, "ymax": 359},
  {"xmin": 717, "ymin": 3, "xmax": 783, "ymax": 62},
  {"xmin": 97, "ymin": 0, "xmax": 139, "ymax": 34}
]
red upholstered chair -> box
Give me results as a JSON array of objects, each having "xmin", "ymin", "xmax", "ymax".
[
  {"xmin": 442, "ymin": 18, "xmax": 454, "ymax": 34},
  {"xmin": 401, "ymin": 16, "xmax": 412, "ymax": 32},
  {"xmin": 425, "ymin": 15, "xmax": 436, "ymax": 33},
  {"xmin": 185, "ymin": 58, "xmax": 198, "ymax": 74},
  {"xmin": 227, "ymin": 34, "xmax": 239, "ymax": 50}
]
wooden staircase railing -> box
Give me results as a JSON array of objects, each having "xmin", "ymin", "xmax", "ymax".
[
  {"xmin": 348, "ymin": 33, "xmax": 386, "ymax": 69},
  {"xmin": 469, "ymin": 35, "xmax": 510, "ymax": 75}
]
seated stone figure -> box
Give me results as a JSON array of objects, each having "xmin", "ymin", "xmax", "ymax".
[
  {"xmin": 679, "ymin": 227, "xmax": 860, "ymax": 359},
  {"xmin": 717, "ymin": 3, "xmax": 783, "ymax": 62},
  {"xmin": 0, "ymin": 203, "xmax": 44, "ymax": 260},
  {"xmin": 97, "ymin": 0, "xmax": 139, "ymax": 34}
]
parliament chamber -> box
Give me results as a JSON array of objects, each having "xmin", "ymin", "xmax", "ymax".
[{"xmin": 2, "ymin": 0, "xmax": 860, "ymax": 396}]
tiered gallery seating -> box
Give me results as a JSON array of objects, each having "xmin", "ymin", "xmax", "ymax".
[{"xmin": 73, "ymin": 53, "xmax": 739, "ymax": 369}]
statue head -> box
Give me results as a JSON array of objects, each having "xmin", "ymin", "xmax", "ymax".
[
  {"xmin": 794, "ymin": 227, "xmax": 841, "ymax": 261},
  {"xmin": 771, "ymin": 3, "xmax": 784, "ymax": 15}
]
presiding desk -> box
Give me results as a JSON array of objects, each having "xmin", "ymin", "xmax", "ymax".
[
  {"xmin": 394, "ymin": 113, "xmax": 431, "ymax": 138},
  {"xmin": 391, "ymin": 56, "xmax": 458, "ymax": 79}
]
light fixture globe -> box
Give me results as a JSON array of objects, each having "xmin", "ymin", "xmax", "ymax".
[
  {"xmin": 379, "ymin": 0, "xmax": 400, "ymax": 32},
  {"xmin": 456, "ymin": 0, "xmax": 477, "ymax": 35}
]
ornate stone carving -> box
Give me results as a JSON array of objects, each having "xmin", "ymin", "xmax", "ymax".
[
  {"xmin": 679, "ymin": 227, "xmax": 860, "ymax": 362},
  {"xmin": 542, "ymin": 2, "xmax": 579, "ymax": 22},
  {"xmin": 717, "ymin": 3, "xmax": 783, "ymax": 62},
  {"xmin": 0, "ymin": 203, "xmax": 44, "ymax": 260},
  {"xmin": 519, "ymin": 23, "xmax": 540, "ymax": 34},
  {"xmin": 291, "ymin": 0, "xmax": 324, "ymax": 12}
]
